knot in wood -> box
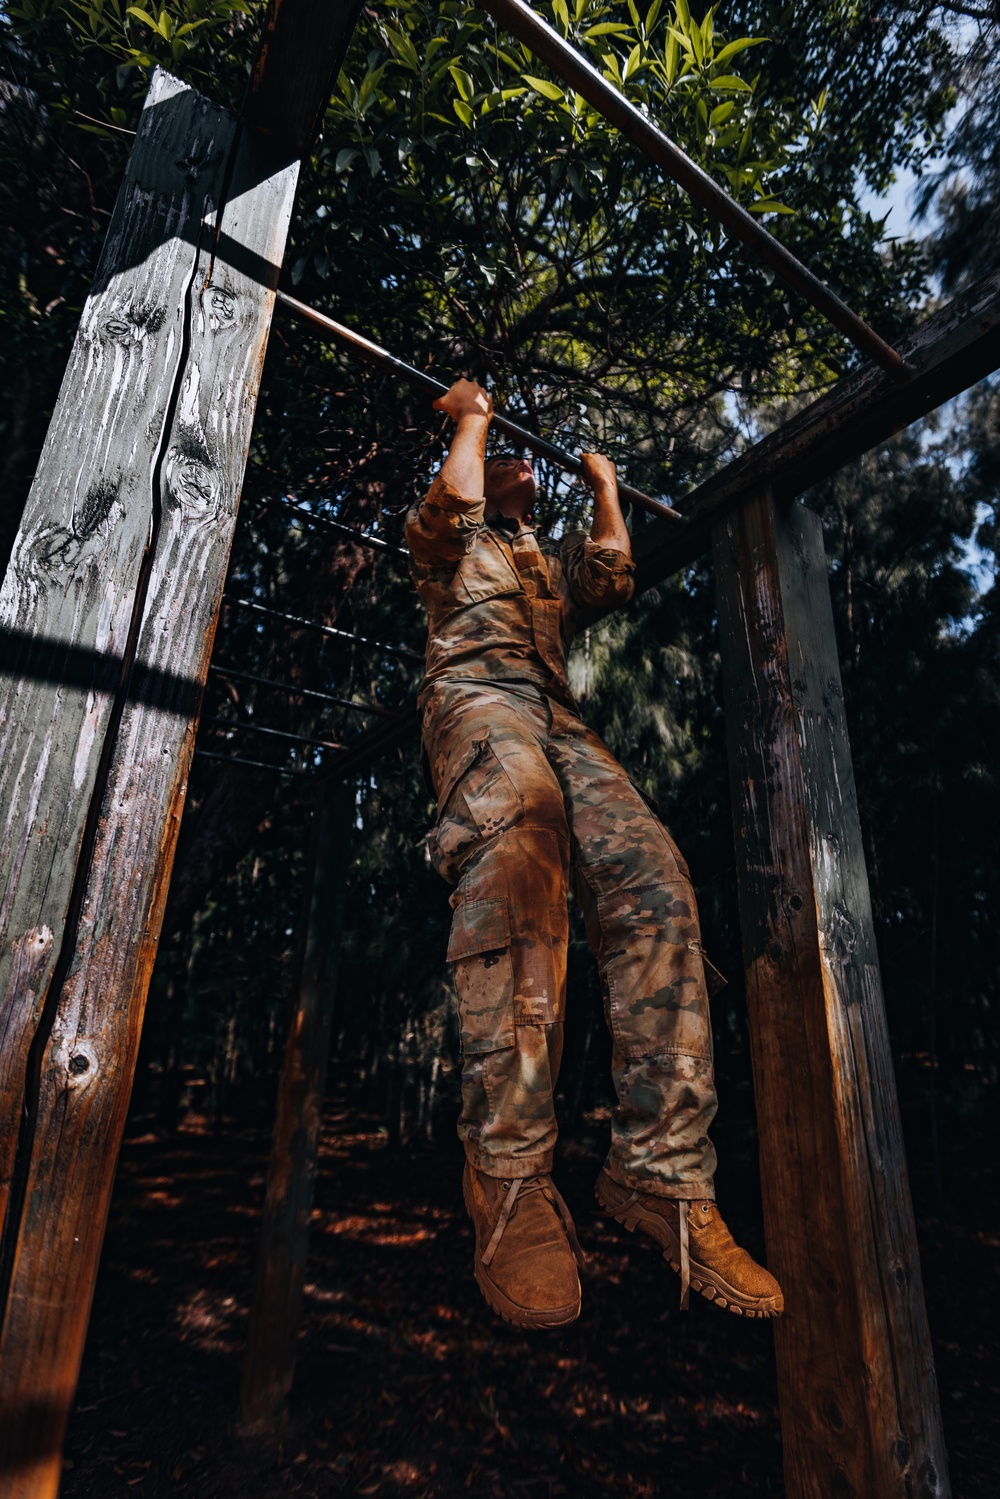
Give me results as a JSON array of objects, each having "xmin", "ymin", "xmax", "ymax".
[
  {"xmin": 101, "ymin": 301, "xmax": 166, "ymax": 348},
  {"xmin": 165, "ymin": 447, "xmax": 218, "ymax": 516},
  {"xmin": 829, "ymin": 903, "xmax": 858, "ymax": 958},
  {"xmin": 205, "ymin": 284, "xmax": 238, "ymax": 329},
  {"xmin": 61, "ymin": 1039, "xmax": 98, "ymax": 1089}
]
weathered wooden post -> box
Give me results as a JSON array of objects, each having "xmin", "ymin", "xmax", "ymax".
[
  {"xmin": 240, "ymin": 779, "xmax": 355, "ymax": 1431},
  {"xmin": 712, "ymin": 490, "xmax": 950, "ymax": 1499},
  {"xmin": 0, "ymin": 6, "xmax": 369, "ymax": 1487},
  {"xmin": 0, "ymin": 71, "xmax": 300, "ymax": 1497}
]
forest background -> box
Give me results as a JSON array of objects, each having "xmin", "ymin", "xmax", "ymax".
[{"xmin": 1, "ymin": 0, "xmax": 998, "ymax": 1262}]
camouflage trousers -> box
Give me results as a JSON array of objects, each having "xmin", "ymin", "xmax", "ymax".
[{"xmin": 422, "ymin": 679, "xmax": 719, "ymax": 1200}]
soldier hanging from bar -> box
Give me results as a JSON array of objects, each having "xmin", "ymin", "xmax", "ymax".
[{"xmin": 406, "ymin": 377, "xmax": 784, "ymax": 1328}]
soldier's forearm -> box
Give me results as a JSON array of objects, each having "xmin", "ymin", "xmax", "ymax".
[
  {"xmin": 440, "ymin": 413, "xmax": 491, "ymax": 500},
  {"xmin": 589, "ymin": 480, "xmax": 632, "ymax": 557}
]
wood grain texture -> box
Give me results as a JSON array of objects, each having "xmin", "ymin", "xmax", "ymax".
[
  {"xmin": 636, "ymin": 264, "xmax": 1000, "ymax": 582},
  {"xmin": 240, "ymin": 782, "xmax": 354, "ymax": 1431},
  {"xmin": 0, "ymin": 87, "xmax": 299, "ymax": 1496},
  {"xmin": 243, "ymin": 0, "xmax": 367, "ymax": 153},
  {"xmin": 712, "ymin": 491, "xmax": 949, "ymax": 1499},
  {"xmin": 0, "ymin": 71, "xmax": 231, "ymax": 1233}
]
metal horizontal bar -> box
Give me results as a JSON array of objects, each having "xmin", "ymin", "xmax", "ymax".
[
  {"xmin": 264, "ymin": 496, "xmax": 409, "ymax": 560},
  {"xmin": 204, "ymin": 715, "xmax": 344, "ymax": 751},
  {"xmin": 478, "ymin": 0, "xmax": 911, "ymax": 386},
  {"xmin": 208, "ymin": 662, "xmax": 394, "ymax": 718},
  {"xmin": 194, "ymin": 748, "xmax": 302, "ymax": 776},
  {"xmin": 319, "ymin": 702, "xmax": 421, "ymax": 787},
  {"xmin": 221, "ymin": 593, "xmax": 424, "ymax": 664},
  {"xmin": 276, "ymin": 291, "xmax": 685, "ymax": 528},
  {"xmin": 633, "ymin": 265, "xmax": 1000, "ymax": 586}
]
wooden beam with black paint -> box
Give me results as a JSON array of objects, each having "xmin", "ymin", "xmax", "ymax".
[
  {"xmin": 712, "ymin": 490, "xmax": 950, "ymax": 1499},
  {"xmin": 242, "ymin": 0, "xmax": 369, "ymax": 153}
]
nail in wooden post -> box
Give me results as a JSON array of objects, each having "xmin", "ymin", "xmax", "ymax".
[
  {"xmin": 712, "ymin": 490, "xmax": 950, "ymax": 1498},
  {"xmin": 240, "ymin": 780, "xmax": 354, "ymax": 1432}
]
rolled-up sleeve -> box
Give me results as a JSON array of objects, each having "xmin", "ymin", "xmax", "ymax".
[
  {"xmin": 563, "ymin": 533, "xmax": 635, "ymax": 612},
  {"xmin": 405, "ymin": 473, "xmax": 484, "ymax": 566}
]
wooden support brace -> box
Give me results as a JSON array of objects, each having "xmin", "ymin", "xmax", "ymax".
[
  {"xmin": 712, "ymin": 491, "xmax": 950, "ymax": 1499},
  {"xmin": 0, "ymin": 70, "xmax": 299, "ymax": 1495},
  {"xmin": 240, "ymin": 781, "xmax": 354, "ymax": 1431}
]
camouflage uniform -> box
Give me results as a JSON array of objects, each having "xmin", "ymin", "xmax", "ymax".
[{"xmin": 407, "ymin": 473, "xmax": 719, "ymax": 1200}]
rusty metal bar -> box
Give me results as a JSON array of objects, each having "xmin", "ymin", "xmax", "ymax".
[
  {"xmin": 477, "ymin": 0, "xmax": 912, "ymax": 386},
  {"xmin": 276, "ymin": 291, "xmax": 685, "ymax": 527},
  {"xmin": 204, "ymin": 715, "xmax": 344, "ymax": 752},
  {"xmin": 194, "ymin": 748, "xmax": 301, "ymax": 776},
  {"xmin": 221, "ymin": 593, "xmax": 424, "ymax": 664},
  {"xmin": 261, "ymin": 496, "xmax": 409, "ymax": 560},
  {"xmin": 208, "ymin": 662, "xmax": 393, "ymax": 718}
]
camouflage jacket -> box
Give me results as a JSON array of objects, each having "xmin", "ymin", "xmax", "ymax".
[{"xmin": 406, "ymin": 472, "xmax": 635, "ymax": 710}]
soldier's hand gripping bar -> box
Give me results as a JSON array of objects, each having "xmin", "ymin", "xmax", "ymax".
[{"xmin": 275, "ymin": 290, "xmax": 685, "ymax": 528}]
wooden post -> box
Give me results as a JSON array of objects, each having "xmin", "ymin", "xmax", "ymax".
[
  {"xmin": 0, "ymin": 71, "xmax": 299, "ymax": 1496},
  {"xmin": 712, "ymin": 491, "xmax": 950, "ymax": 1499},
  {"xmin": 240, "ymin": 780, "xmax": 354, "ymax": 1432}
]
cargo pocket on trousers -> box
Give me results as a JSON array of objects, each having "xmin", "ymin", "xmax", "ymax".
[
  {"xmin": 429, "ymin": 734, "xmax": 525, "ymax": 884},
  {"xmin": 447, "ymin": 896, "xmax": 516, "ymax": 1055}
]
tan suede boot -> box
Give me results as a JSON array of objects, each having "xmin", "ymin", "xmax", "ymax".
[
  {"xmin": 595, "ymin": 1168, "xmax": 783, "ymax": 1318},
  {"xmin": 463, "ymin": 1162, "xmax": 583, "ymax": 1328}
]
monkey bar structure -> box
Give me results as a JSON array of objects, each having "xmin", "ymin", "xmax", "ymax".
[{"xmin": 1, "ymin": 0, "xmax": 996, "ymax": 1493}]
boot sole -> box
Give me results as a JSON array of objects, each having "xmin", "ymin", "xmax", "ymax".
[
  {"xmin": 463, "ymin": 1172, "xmax": 582, "ymax": 1330},
  {"xmin": 595, "ymin": 1174, "xmax": 784, "ymax": 1319}
]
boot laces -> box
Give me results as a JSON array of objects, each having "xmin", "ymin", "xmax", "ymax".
[
  {"xmin": 602, "ymin": 1185, "xmax": 692, "ymax": 1311},
  {"xmin": 481, "ymin": 1174, "xmax": 585, "ymax": 1269}
]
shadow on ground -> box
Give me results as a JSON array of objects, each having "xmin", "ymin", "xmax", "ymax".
[{"xmin": 60, "ymin": 1084, "xmax": 997, "ymax": 1497}]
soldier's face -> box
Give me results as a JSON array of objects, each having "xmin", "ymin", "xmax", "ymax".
[{"xmin": 485, "ymin": 455, "xmax": 537, "ymax": 519}]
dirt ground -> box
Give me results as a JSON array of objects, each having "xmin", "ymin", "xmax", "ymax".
[{"xmin": 60, "ymin": 1087, "xmax": 998, "ymax": 1499}]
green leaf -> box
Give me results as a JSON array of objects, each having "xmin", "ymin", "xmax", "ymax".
[
  {"xmin": 709, "ymin": 100, "xmax": 734, "ymax": 126},
  {"xmin": 666, "ymin": 26, "xmax": 694, "ymax": 57},
  {"xmin": 522, "ymin": 73, "xmax": 565, "ymax": 101},
  {"xmin": 453, "ymin": 97, "xmax": 474, "ymax": 127},
  {"xmin": 384, "ymin": 25, "xmax": 420, "ymax": 71},
  {"xmin": 552, "ymin": 0, "xmax": 570, "ymax": 33},
  {"xmin": 710, "ymin": 74, "xmax": 752, "ymax": 91},
  {"xmin": 623, "ymin": 42, "xmax": 643, "ymax": 80},
  {"xmin": 583, "ymin": 22, "xmax": 632, "ymax": 35},
  {"xmin": 712, "ymin": 36, "xmax": 766, "ymax": 66},
  {"xmin": 663, "ymin": 32, "xmax": 678, "ymax": 82},
  {"xmin": 449, "ymin": 65, "xmax": 474, "ymax": 102},
  {"xmin": 749, "ymin": 196, "xmax": 795, "ymax": 214}
]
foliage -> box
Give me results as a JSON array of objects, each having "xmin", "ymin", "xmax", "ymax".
[{"xmin": 915, "ymin": 11, "xmax": 1000, "ymax": 293}]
